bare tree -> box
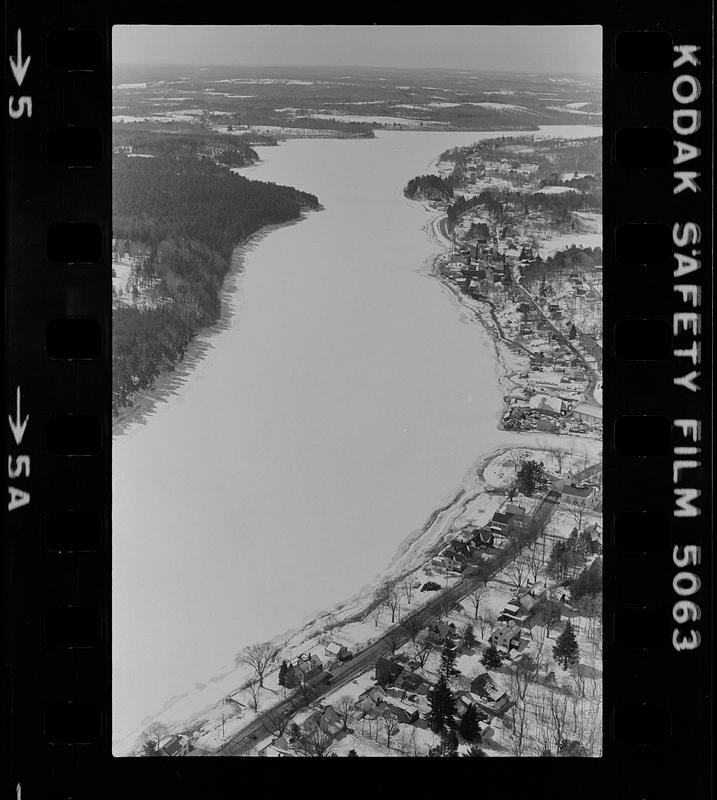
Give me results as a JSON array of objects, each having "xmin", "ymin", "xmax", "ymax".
[
  {"xmin": 385, "ymin": 627, "xmax": 402, "ymax": 656},
  {"xmin": 468, "ymin": 586, "xmax": 486, "ymax": 620},
  {"xmin": 508, "ymin": 449, "xmax": 527, "ymax": 485},
  {"xmin": 530, "ymin": 687, "xmax": 555, "ymax": 755},
  {"xmin": 375, "ymin": 581, "xmax": 392, "ymax": 606},
  {"xmin": 401, "ymin": 576, "xmax": 416, "ymax": 606},
  {"xmin": 384, "ymin": 588, "xmax": 401, "ymax": 623},
  {"xmin": 236, "ymin": 641, "xmax": 276, "ymax": 688},
  {"xmin": 412, "ymin": 631, "xmax": 434, "ymax": 668},
  {"xmin": 436, "ymin": 592, "xmax": 458, "ymax": 621},
  {"xmin": 297, "ymin": 680, "xmax": 319, "ymax": 706},
  {"xmin": 262, "ymin": 710, "xmax": 288, "ymax": 739},
  {"xmin": 245, "ymin": 679, "xmax": 261, "ymax": 712},
  {"xmin": 477, "ymin": 608, "xmax": 497, "ymax": 639},
  {"xmin": 370, "ymin": 604, "xmax": 383, "ymax": 627},
  {"xmin": 548, "ymin": 690, "xmax": 570, "ymax": 752},
  {"xmin": 381, "ymin": 707, "xmax": 400, "ymax": 749},
  {"xmin": 336, "ymin": 695, "xmax": 354, "ymax": 731},
  {"xmin": 144, "ymin": 721, "xmax": 169, "ymax": 752},
  {"xmin": 400, "ymin": 615, "xmax": 423, "ymax": 644},
  {"xmin": 507, "ymin": 655, "xmax": 541, "ymax": 756},
  {"xmin": 551, "ymin": 446, "xmax": 565, "ymax": 476},
  {"xmin": 303, "ymin": 729, "xmax": 334, "ymax": 757},
  {"xmin": 566, "ymin": 498, "xmax": 590, "ymax": 532},
  {"xmin": 524, "ymin": 540, "xmax": 543, "ymax": 584},
  {"xmin": 505, "ymin": 560, "xmax": 529, "ymax": 592}
]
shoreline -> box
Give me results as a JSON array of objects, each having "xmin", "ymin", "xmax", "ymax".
[
  {"xmin": 116, "ymin": 186, "xmax": 599, "ymax": 756},
  {"xmin": 112, "ymin": 218, "xmax": 304, "ymax": 439}
]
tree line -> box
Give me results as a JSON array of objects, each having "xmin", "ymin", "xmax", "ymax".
[
  {"xmin": 112, "ymin": 152, "xmax": 320, "ymax": 416},
  {"xmin": 404, "ymin": 174, "xmax": 454, "ymax": 201}
]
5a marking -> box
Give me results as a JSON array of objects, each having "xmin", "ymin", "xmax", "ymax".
[
  {"xmin": 8, "ymin": 387, "xmax": 30, "ymax": 511},
  {"xmin": 8, "ymin": 29, "xmax": 31, "ymax": 119}
]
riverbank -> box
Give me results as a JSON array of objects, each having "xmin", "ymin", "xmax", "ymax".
[
  {"xmin": 421, "ymin": 207, "xmax": 530, "ymax": 420},
  {"xmin": 112, "ymin": 219, "xmax": 303, "ymax": 438},
  {"xmin": 117, "ymin": 206, "xmax": 599, "ymax": 758},
  {"xmin": 118, "ymin": 428, "xmax": 599, "ymax": 755},
  {"xmin": 114, "ymin": 129, "xmax": 602, "ymax": 757}
]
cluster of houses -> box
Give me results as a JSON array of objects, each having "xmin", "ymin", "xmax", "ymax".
[
  {"xmin": 112, "ymin": 238, "xmax": 152, "ymax": 269},
  {"xmin": 490, "ymin": 581, "xmax": 553, "ymax": 655},
  {"xmin": 431, "ymin": 503, "xmax": 544, "ymax": 579},
  {"xmin": 431, "ymin": 504, "xmax": 535, "ymax": 576},
  {"xmin": 437, "ymin": 239, "xmax": 601, "ymax": 438},
  {"xmin": 281, "ymin": 653, "xmax": 326, "ymax": 689},
  {"xmin": 431, "ymin": 153, "xmax": 602, "ymax": 442},
  {"xmin": 255, "ymin": 644, "xmax": 513, "ymax": 757},
  {"xmin": 156, "ymin": 733, "xmax": 191, "ymax": 757}
]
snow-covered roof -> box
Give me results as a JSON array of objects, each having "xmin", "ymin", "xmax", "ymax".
[
  {"xmin": 529, "ymin": 394, "xmax": 563, "ymax": 414},
  {"xmin": 573, "ymin": 403, "xmax": 602, "ymax": 419}
]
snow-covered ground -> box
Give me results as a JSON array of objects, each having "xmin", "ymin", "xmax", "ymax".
[
  {"xmin": 308, "ymin": 113, "xmax": 450, "ymax": 127},
  {"xmin": 532, "ymin": 185, "xmax": 581, "ymax": 195},
  {"xmin": 537, "ymin": 233, "xmax": 602, "ymax": 257},
  {"xmin": 483, "ymin": 443, "xmax": 600, "ymax": 488}
]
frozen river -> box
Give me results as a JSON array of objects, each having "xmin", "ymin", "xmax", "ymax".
[{"xmin": 112, "ymin": 125, "xmax": 601, "ymax": 749}]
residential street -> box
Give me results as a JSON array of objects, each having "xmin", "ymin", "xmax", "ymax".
[{"xmin": 214, "ymin": 485, "xmax": 574, "ymax": 756}]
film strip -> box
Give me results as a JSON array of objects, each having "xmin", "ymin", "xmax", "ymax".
[{"xmin": 3, "ymin": 4, "xmax": 712, "ymax": 796}]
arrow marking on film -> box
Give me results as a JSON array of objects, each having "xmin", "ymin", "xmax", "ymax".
[
  {"xmin": 8, "ymin": 387, "xmax": 29, "ymax": 446},
  {"xmin": 9, "ymin": 29, "xmax": 30, "ymax": 87}
]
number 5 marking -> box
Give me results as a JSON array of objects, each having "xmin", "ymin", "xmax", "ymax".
[{"xmin": 8, "ymin": 96, "xmax": 32, "ymax": 119}]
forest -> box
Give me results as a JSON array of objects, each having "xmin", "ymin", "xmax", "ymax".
[
  {"xmin": 112, "ymin": 152, "xmax": 320, "ymax": 417},
  {"xmin": 113, "ymin": 127, "xmax": 260, "ymax": 166},
  {"xmin": 403, "ymin": 174, "xmax": 454, "ymax": 201}
]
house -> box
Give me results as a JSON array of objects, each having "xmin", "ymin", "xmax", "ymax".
[
  {"xmin": 504, "ymin": 503, "xmax": 526, "ymax": 517},
  {"xmin": 476, "ymin": 528, "xmax": 494, "ymax": 547},
  {"xmin": 355, "ymin": 685, "xmax": 388, "ymax": 717},
  {"xmin": 536, "ymin": 418, "xmax": 560, "ymax": 433},
  {"xmin": 387, "ymin": 686, "xmax": 428, "ymax": 714},
  {"xmin": 490, "ymin": 508, "xmax": 525, "ymax": 533},
  {"xmin": 518, "ymin": 581, "xmax": 548, "ymax": 609},
  {"xmin": 490, "ymin": 623, "xmax": 523, "ymax": 652},
  {"xmin": 325, "ymin": 642, "xmax": 349, "ymax": 661},
  {"xmin": 432, "ymin": 554, "xmax": 464, "ymax": 573},
  {"xmin": 489, "ymin": 512, "xmax": 512, "ymax": 531},
  {"xmin": 375, "ymin": 657, "xmax": 404, "ymax": 685},
  {"xmin": 382, "ymin": 696, "xmax": 420, "ymax": 724},
  {"xmin": 355, "ymin": 686, "xmax": 418, "ymax": 723},
  {"xmin": 455, "ymin": 527, "xmax": 480, "ymax": 544},
  {"xmin": 529, "ymin": 394, "xmax": 565, "ymax": 416},
  {"xmin": 159, "ymin": 734, "xmax": 189, "ymax": 757},
  {"xmin": 499, "ymin": 600, "xmax": 530, "ymax": 627},
  {"xmin": 393, "ymin": 671, "xmax": 430, "ymax": 696},
  {"xmin": 470, "ymin": 672, "xmax": 511, "ymax": 715},
  {"xmin": 572, "ymin": 403, "xmax": 602, "ymax": 426},
  {"xmin": 500, "ymin": 583, "xmax": 548, "ymax": 627},
  {"xmin": 528, "ymin": 370, "xmax": 563, "ymax": 389},
  {"xmin": 560, "ymin": 483, "xmax": 597, "ymax": 504},
  {"xmin": 284, "ymin": 653, "xmax": 323, "ymax": 688},
  {"xmin": 257, "ymin": 734, "xmax": 295, "ymax": 757},
  {"xmin": 302, "ymin": 705, "xmax": 344, "ymax": 738}
]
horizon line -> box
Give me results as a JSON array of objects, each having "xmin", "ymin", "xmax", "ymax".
[{"xmin": 112, "ymin": 63, "xmax": 602, "ymax": 77}]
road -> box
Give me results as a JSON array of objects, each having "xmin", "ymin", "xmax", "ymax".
[
  {"xmin": 215, "ymin": 488, "xmax": 562, "ymax": 756},
  {"xmin": 507, "ymin": 266, "xmax": 602, "ymax": 407}
]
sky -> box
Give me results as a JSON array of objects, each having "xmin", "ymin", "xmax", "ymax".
[{"xmin": 113, "ymin": 25, "xmax": 602, "ymax": 75}]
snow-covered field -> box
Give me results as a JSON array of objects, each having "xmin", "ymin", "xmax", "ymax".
[
  {"xmin": 532, "ymin": 185, "xmax": 580, "ymax": 195},
  {"xmin": 308, "ymin": 113, "xmax": 449, "ymax": 127},
  {"xmin": 537, "ymin": 233, "xmax": 602, "ymax": 257},
  {"xmin": 483, "ymin": 443, "xmax": 600, "ymax": 488}
]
